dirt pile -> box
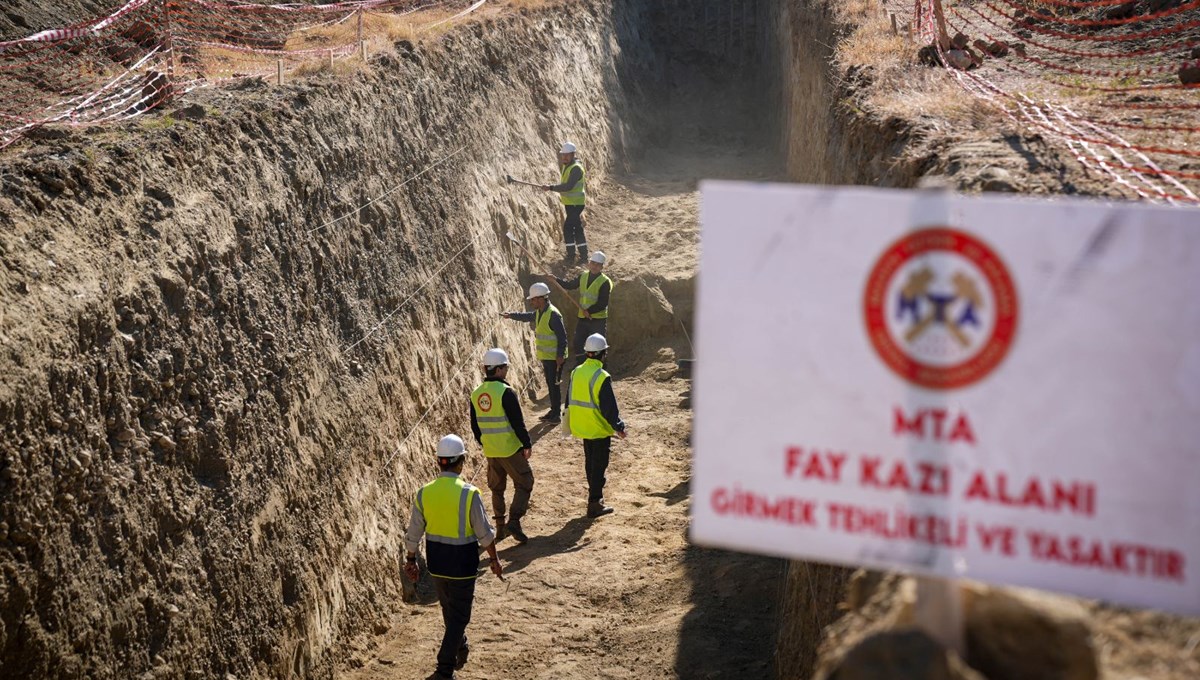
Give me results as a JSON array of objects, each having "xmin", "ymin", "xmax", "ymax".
[
  {"xmin": 0, "ymin": 0, "xmax": 114, "ymax": 39},
  {"xmin": 811, "ymin": 576, "xmax": 1106, "ymax": 680}
]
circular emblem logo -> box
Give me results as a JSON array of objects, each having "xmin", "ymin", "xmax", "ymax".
[
  {"xmin": 863, "ymin": 227, "xmax": 1018, "ymax": 390},
  {"xmin": 478, "ymin": 393, "xmax": 493, "ymax": 412}
]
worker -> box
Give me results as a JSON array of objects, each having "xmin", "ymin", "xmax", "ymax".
[
  {"xmin": 543, "ymin": 141, "xmax": 587, "ymax": 262},
  {"xmin": 567, "ymin": 333, "xmax": 627, "ymax": 518},
  {"xmin": 501, "ymin": 282, "xmax": 568, "ymax": 423},
  {"xmin": 469, "ymin": 348, "xmax": 534, "ymax": 544},
  {"xmin": 404, "ymin": 434, "xmax": 502, "ymax": 680},
  {"xmin": 554, "ymin": 251, "xmax": 613, "ymax": 367}
]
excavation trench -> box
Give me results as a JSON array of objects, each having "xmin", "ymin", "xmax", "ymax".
[{"xmin": 0, "ymin": 0, "xmax": 917, "ymax": 677}]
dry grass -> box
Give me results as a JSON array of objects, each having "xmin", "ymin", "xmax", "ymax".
[
  {"xmin": 292, "ymin": 54, "xmax": 370, "ymax": 78},
  {"xmin": 831, "ymin": 0, "xmax": 1005, "ymax": 129},
  {"xmin": 191, "ymin": 1, "xmax": 566, "ymax": 84}
]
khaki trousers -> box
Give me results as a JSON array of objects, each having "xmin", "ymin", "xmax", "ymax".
[{"xmin": 487, "ymin": 452, "xmax": 534, "ymax": 522}]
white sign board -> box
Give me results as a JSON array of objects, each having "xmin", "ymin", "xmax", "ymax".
[{"xmin": 692, "ymin": 183, "xmax": 1200, "ymax": 615}]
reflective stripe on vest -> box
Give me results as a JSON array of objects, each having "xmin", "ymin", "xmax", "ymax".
[
  {"xmin": 568, "ymin": 359, "xmax": 615, "ymax": 439},
  {"xmin": 559, "ymin": 162, "xmax": 586, "ymax": 206},
  {"xmin": 471, "ymin": 381, "xmax": 522, "ymax": 458},
  {"xmin": 578, "ymin": 273, "xmax": 613, "ymax": 319},
  {"xmin": 417, "ymin": 476, "xmax": 481, "ymax": 579},
  {"xmin": 535, "ymin": 304, "xmax": 561, "ymax": 360}
]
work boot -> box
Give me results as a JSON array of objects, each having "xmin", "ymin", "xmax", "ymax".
[
  {"xmin": 564, "ymin": 247, "xmax": 576, "ymax": 261},
  {"xmin": 587, "ymin": 501, "xmax": 614, "ymax": 518},
  {"xmin": 505, "ymin": 519, "xmax": 528, "ymax": 544},
  {"xmin": 577, "ymin": 250, "xmax": 589, "ymax": 264},
  {"xmin": 493, "ymin": 517, "xmax": 507, "ymax": 542},
  {"xmin": 455, "ymin": 636, "xmax": 469, "ymax": 670},
  {"xmin": 539, "ymin": 409, "xmax": 561, "ymax": 423}
]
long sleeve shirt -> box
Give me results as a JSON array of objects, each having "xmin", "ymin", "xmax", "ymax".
[
  {"xmin": 555, "ymin": 272, "xmax": 611, "ymax": 315},
  {"xmin": 404, "ymin": 471, "xmax": 496, "ymax": 555},
  {"xmin": 548, "ymin": 165, "xmax": 584, "ymax": 193},
  {"xmin": 468, "ymin": 378, "xmax": 532, "ymax": 449},
  {"xmin": 597, "ymin": 376, "xmax": 626, "ymax": 433},
  {"xmin": 506, "ymin": 308, "xmax": 568, "ymax": 358}
]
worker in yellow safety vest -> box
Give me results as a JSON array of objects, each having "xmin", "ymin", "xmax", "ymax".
[
  {"xmin": 568, "ymin": 333, "xmax": 627, "ymax": 518},
  {"xmin": 404, "ymin": 434, "xmax": 502, "ymax": 680},
  {"xmin": 543, "ymin": 141, "xmax": 588, "ymax": 262},
  {"xmin": 501, "ymin": 282, "xmax": 569, "ymax": 423},
  {"xmin": 555, "ymin": 250, "xmax": 613, "ymax": 368},
  {"xmin": 469, "ymin": 348, "xmax": 534, "ymax": 543}
]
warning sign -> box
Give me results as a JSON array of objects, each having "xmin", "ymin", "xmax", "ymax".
[{"xmin": 691, "ymin": 183, "xmax": 1200, "ymax": 615}]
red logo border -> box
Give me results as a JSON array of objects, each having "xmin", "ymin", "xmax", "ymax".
[{"xmin": 863, "ymin": 227, "xmax": 1019, "ymax": 390}]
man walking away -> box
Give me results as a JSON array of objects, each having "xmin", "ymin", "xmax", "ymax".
[
  {"xmin": 555, "ymin": 251, "xmax": 613, "ymax": 368},
  {"xmin": 501, "ymin": 282, "xmax": 568, "ymax": 422},
  {"xmin": 469, "ymin": 348, "xmax": 534, "ymax": 543},
  {"xmin": 543, "ymin": 141, "xmax": 587, "ymax": 262},
  {"xmin": 404, "ymin": 434, "xmax": 503, "ymax": 680},
  {"xmin": 568, "ymin": 333, "xmax": 627, "ymax": 518}
]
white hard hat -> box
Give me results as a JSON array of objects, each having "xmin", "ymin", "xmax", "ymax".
[
  {"xmin": 527, "ymin": 282, "xmax": 551, "ymax": 299},
  {"xmin": 437, "ymin": 434, "xmax": 466, "ymax": 460},
  {"xmin": 560, "ymin": 142, "xmax": 577, "ymax": 154},
  {"xmin": 483, "ymin": 347, "xmax": 509, "ymax": 367},
  {"xmin": 588, "ymin": 251, "xmax": 607, "ymax": 265},
  {"xmin": 584, "ymin": 333, "xmax": 609, "ymax": 353}
]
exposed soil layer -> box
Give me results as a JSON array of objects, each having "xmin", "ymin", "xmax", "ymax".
[
  {"xmin": 3, "ymin": 1, "xmax": 1197, "ymax": 679},
  {"xmin": 0, "ymin": 1, "xmax": 650, "ymax": 675}
]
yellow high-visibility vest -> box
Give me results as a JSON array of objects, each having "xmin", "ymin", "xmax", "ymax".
[
  {"xmin": 568, "ymin": 359, "xmax": 615, "ymax": 439},
  {"xmin": 535, "ymin": 304, "xmax": 561, "ymax": 361},
  {"xmin": 578, "ymin": 273, "xmax": 613, "ymax": 319},
  {"xmin": 559, "ymin": 162, "xmax": 586, "ymax": 206},
  {"xmin": 417, "ymin": 475, "xmax": 480, "ymax": 579},
  {"xmin": 471, "ymin": 381, "xmax": 522, "ymax": 457}
]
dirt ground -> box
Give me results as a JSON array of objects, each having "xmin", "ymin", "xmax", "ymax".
[{"xmin": 340, "ymin": 150, "xmax": 787, "ymax": 680}]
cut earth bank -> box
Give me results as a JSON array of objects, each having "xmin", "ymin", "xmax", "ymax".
[{"xmin": 1, "ymin": 0, "xmax": 1197, "ymax": 679}]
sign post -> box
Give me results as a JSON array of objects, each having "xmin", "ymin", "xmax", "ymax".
[{"xmin": 691, "ymin": 183, "xmax": 1200, "ymax": 618}]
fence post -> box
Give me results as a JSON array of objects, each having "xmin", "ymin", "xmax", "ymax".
[
  {"xmin": 358, "ymin": 10, "xmax": 367, "ymax": 62},
  {"xmin": 277, "ymin": 59, "xmax": 284, "ymax": 85},
  {"xmin": 891, "ymin": 13, "xmax": 898, "ymax": 35},
  {"xmin": 930, "ymin": 0, "xmax": 950, "ymax": 47},
  {"xmin": 164, "ymin": 0, "xmax": 177, "ymax": 86},
  {"xmin": 915, "ymin": 577, "xmax": 965, "ymax": 655}
]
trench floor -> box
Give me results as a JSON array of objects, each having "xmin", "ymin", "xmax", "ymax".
[{"xmin": 339, "ymin": 145, "xmax": 785, "ymax": 680}]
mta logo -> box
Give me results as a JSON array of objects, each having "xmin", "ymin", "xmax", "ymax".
[{"xmin": 896, "ymin": 267, "xmax": 984, "ymax": 348}]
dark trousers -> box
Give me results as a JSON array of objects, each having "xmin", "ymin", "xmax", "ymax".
[
  {"xmin": 583, "ymin": 437, "xmax": 612, "ymax": 503},
  {"xmin": 433, "ymin": 576, "xmax": 476, "ymax": 676},
  {"xmin": 541, "ymin": 359, "xmax": 562, "ymax": 413},
  {"xmin": 572, "ymin": 317, "xmax": 608, "ymax": 367},
  {"xmin": 562, "ymin": 205, "xmax": 586, "ymax": 259}
]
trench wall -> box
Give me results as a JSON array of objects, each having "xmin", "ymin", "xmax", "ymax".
[
  {"xmin": 763, "ymin": 0, "xmax": 924, "ymax": 675},
  {"xmin": 0, "ymin": 2, "xmax": 644, "ymax": 676},
  {"xmin": 0, "ymin": 0, "xmax": 928, "ymax": 677}
]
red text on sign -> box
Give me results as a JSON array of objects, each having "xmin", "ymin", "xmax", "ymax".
[
  {"xmin": 976, "ymin": 523, "xmax": 1017, "ymax": 556},
  {"xmin": 710, "ymin": 486, "xmax": 818, "ymax": 526},
  {"xmin": 893, "ymin": 406, "xmax": 976, "ymax": 445},
  {"xmin": 964, "ymin": 471, "xmax": 1096, "ymax": 517},
  {"xmin": 1026, "ymin": 530, "xmax": 1185, "ymax": 583},
  {"xmin": 826, "ymin": 502, "xmax": 968, "ymax": 548},
  {"xmin": 784, "ymin": 447, "xmax": 848, "ymax": 483},
  {"xmin": 860, "ymin": 456, "xmax": 951, "ymax": 497}
]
